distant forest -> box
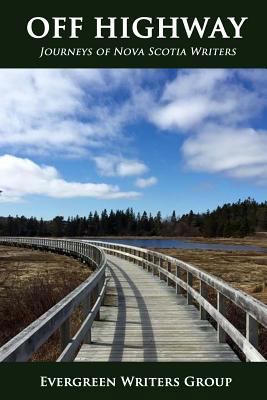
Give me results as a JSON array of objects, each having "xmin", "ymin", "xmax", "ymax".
[{"xmin": 0, "ymin": 198, "xmax": 267, "ymax": 238}]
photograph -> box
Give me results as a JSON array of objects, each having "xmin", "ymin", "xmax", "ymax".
[{"xmin": 0, "ymin": 68, "xmax": 266, "ymax": 363}]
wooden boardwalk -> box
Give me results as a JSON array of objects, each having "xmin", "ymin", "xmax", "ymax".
[
  {"xmin": 75, "ymin": 254, "xmax": 239, "ymax": 362},
  {"xmin": 0, "ymin": 238, "xmax": 265, "ymax": 362}
]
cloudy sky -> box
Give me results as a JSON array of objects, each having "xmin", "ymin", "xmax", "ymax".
[{"xmin": 0, "ymin": 68, "xmax": 266, "ymax": 218}]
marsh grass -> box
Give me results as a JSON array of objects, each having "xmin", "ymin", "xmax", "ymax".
[{"xmin": 0, "ymin": 246, "xmax": 91, "ymax": 361}]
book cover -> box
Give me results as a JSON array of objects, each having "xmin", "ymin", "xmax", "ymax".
[{"xmin": 0, "ymin": 1, "xmax": 266, "ymax": 399}]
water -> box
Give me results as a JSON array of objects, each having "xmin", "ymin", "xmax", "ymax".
[{"xmin": 90, "ymin": 238, "xmax": 267, "ymax": 252}]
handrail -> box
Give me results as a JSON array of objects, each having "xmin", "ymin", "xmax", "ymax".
[
  {"xmin": 87, "ymin": 240, "xmax": 267, "ymax": 362},
  {"xmin": 1, "ymin": 237, "xmax": 266, "ymax": 362},
  {"xmin": 0, "ymin": 237, "xmax": 107, "ymax": 362}
]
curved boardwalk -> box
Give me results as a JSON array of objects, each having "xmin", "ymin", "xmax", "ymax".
[{"xmin": 75, "ymin": 254, "xmax": 239, "ymax": 362}]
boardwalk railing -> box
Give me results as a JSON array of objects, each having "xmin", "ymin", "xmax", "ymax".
[
  {"xmin": 0, "ymin": 237, "xmax": 107, "ymax": 362},
  {"xmin": 0, "ymin": 237, "xmax": 266, "ymax": 362},
  {"xmin": 87, "ymin": 240, "xmax": 267, "ymax": 362}
]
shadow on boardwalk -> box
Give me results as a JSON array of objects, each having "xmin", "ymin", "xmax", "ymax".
[{"xmin": 108, "ymin": 260, "xmax": 158, "ymax": 361}]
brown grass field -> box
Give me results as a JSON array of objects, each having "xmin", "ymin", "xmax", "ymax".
[
  {"xmin": 0, "ymin": 245, "xmax": 91, "ymax": 361},
  {"xmin": 154, "ymin": 248, "xmax": 267, "ymax": 304}
]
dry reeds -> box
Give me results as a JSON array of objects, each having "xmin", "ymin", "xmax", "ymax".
[{"xmin": 0, "ymin": 246, "xmax": 91, "ymax": 361}]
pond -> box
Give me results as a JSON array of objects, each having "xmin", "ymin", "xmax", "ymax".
[{"xmin": 90, "ymin": 238, "xmax": 267, "ymax": 252}]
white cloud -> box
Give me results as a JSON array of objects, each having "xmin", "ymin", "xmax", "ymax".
[
  {"xmin": 135, "ymin": 176, "xmax": 158, "ymax": 188},
  {"xmin": 182, "ymin": 126, "xmax": 267, "ymax": 182},
  {"xmin": 117, "ymin": 160, "xmax": 148, "ymax": 177},
  {"xmin": 149, "ymin": 69, "xmax": 266, "ymax": 131},
  {"xmin": 93, "ymin": 155, "xmax": 148, "ymax": 177},
  {"xmin": 1, "ymin": 68, "xmax": 267, "ymax": 190},
  {"xmin": 0, "ymin": 155, "xmax": 140, "ymax": 202},
  {"xmin": 0, "ymin": 69, "xmax": 155, "ymax": 156},
  {"xmin": 146, "ymin": 68, "xmax": 267, "ymax": 185},
  {"xmin": 0, "ymin": 70, "xmax": 157, "ymax": 203}
]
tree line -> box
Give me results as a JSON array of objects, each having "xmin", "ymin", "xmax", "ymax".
[{"xmin": 0, "ymin": 198, "xmax": 267, "ymax": 238}]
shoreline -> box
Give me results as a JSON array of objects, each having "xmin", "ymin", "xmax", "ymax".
[{"xmin": 78, "ymin": 235, "xmax": 267, "ymax": 249}]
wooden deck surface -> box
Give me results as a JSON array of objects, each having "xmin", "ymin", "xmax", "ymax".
[{"xmin": 75, "ymin": 255, "xmax": 239, "ymax": 362}]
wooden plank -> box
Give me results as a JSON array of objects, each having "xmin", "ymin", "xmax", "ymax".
[{"xmin": 75, "ymin": 254, "xmax": 240, "ymax": 363}]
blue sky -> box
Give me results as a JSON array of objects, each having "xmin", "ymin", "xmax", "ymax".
[{"xmin": 0, "ymin": 69, "xmax": 266, "ymax": 219}]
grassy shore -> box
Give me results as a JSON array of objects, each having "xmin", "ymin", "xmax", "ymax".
[
  {"xmin": 0, "ymin": 245, "xmax": 91, "ymax": 360},
  {"xmin": 184, "ymin": 234, "xmax": 267, "ymax": 249}
]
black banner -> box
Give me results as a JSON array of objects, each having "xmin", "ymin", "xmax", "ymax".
[
  {"xmin": 0, "ymin": 1, "xmax": 266, "ymax": 67},
  {"xmin": 0, "ymin": 362, "xmax": 266, "ymax": 398}
]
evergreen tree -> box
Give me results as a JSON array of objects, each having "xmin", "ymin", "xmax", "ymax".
[{"xmin": 0, "ymin": 198, "xmax": 264, "ymax": 238}]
